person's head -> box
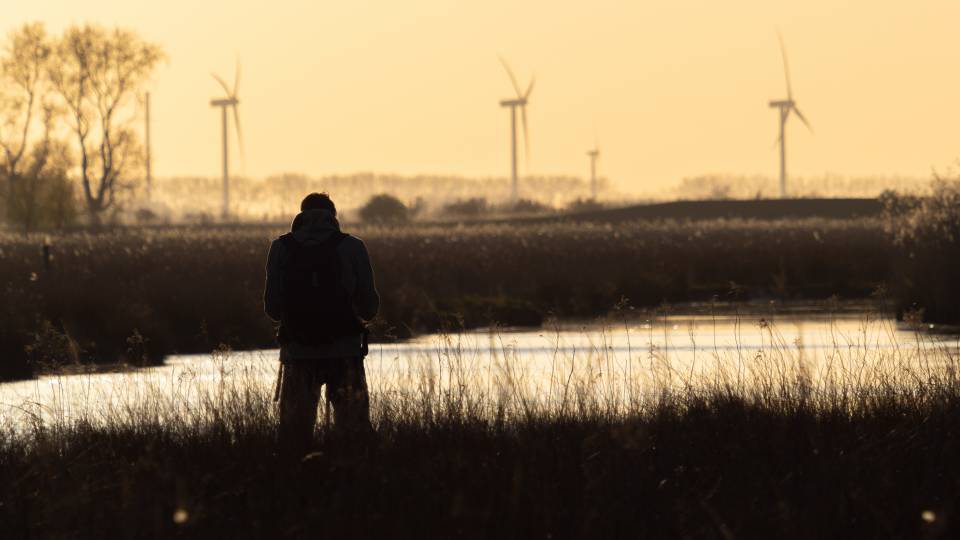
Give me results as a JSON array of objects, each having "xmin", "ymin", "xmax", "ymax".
[{"xmin": 300, "ymin": 192, "xmax": 337, "ymax": 216}]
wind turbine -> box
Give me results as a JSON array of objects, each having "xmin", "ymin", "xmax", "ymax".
[
  {"xmin": 769, "ymin": 33, "xmax": 812, "ymax": 198},
  {"xmin": 587, "ymin": 133, "xmax": 600, "ymax": 199},
  {"xmin": 210, "ymin": 60, "xmax": 244, "ymax": 220},
  {"xmin": 499, "ymin": 57, "xmax": 534, "ymax": 204}
]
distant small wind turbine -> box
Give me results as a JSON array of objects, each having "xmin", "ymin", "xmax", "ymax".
[
  {"xmin": 769, "ymin": 32, "xmax": 812, "ymax": 199},
  {"xmin": 210, "ymin": 60, "xmax": 245, "ymax": 220},
  {"xmin": 587, "ymin": 137, "xmax": 600, "ymax": 199},
  {"xmin": 499, "ymin": 57, "xmax": 535, "ymax": 204}
]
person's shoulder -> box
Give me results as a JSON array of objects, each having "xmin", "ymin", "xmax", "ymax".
[
  {"xmin": 269, "ymin": 233, "xmax": 295, "ymax": 253},
  {"xmin": 339, "ymin": 231, "xmax": 365, "ymax": 244},
  {"xmin": 273, "ymin": 232, "xmax": 295, "ymax": 243},
  {"xmin": 338, "ymin": 232, "xmax": 369, "ymax": 253}
]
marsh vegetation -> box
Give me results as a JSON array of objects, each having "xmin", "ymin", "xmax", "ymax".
[
  {"xmin": 0, "ymin": 217, "xmax": 897, "ymax": 380},
  {"xmin": 1, "ymin": 163, "xmax": 957, "ymax": 536}
]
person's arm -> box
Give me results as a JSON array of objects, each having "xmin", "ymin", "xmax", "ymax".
[
  {"xmin": 352, "ymin": 240, "xmax": 380, "ymax": 321},
  {"xmin": 263, "ymin": 239, "xmax": 284, "ymax": 322}
]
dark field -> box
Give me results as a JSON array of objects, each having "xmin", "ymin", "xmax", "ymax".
[
  {"xmin": 525, "ymin": 197, "xmax": 884, "ymax": 224},
  {"xmin": 2, "ymin": 378, "xmax": 958, "ymax": 539},
  {"xmin": 0, "ymin": 218, "xmax": 895, "ymax": 380}
]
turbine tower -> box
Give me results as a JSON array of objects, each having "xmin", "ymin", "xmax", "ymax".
[
  {"xmin": 769, "ymin": 33, "xmax": 812, "ymax": 198},
  {"xmin": 499, "ymin": 57, "xmax": 535, "ymax": 204},
  {"xmin": 210, "ymin": 61, "xmax": 244, "ymax": 220},
  {"xmin": 587, "ymin": 143, "xmax": 600, "ymax": 199}
]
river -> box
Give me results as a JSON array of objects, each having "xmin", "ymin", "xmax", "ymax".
[{"xmin": 2, "ymin": 309, "xmax": 957, "ymax": 429}]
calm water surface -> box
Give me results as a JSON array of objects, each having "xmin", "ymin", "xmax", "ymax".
[{"xmin": 2, "ymin": 311, "xmax": 957, "ymax": 428}]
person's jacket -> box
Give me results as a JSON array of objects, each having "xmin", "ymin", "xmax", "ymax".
[{"xmin": 264, "ymin": 208, "xmax": 380, "ymax": 359}]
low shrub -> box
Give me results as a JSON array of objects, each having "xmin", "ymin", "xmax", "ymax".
[
  {"xmin": 359, "ymin": 194, "xmax": 409, "ymax": 225},
  {"xmin": 565, "ymin": 198, "xmax": 605, "ymax": 214},
  {"xmin": 440, "ymin": 197, "xmax": 488, "ymax": 219},
  {"xmin": 886, "ymin": 178, "xmax": 960, "ymax": 322}
]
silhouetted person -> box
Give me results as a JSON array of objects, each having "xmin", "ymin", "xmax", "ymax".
[{"xmin": 264, "ymin": 192, "xmax": 380, "ymax": 458}]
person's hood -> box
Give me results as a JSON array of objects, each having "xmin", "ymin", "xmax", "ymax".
[{"xmin": 290, "ymin": 209, "xmax": 341, "ymax": 244}]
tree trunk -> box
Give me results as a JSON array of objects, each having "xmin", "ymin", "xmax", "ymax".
[{"xmin": 87, "ymin": 203, "xmax": 102, "ymax": 229}]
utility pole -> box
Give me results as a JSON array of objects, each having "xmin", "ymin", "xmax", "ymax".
[{"xmin": 145, "ymin": 92, "xmax": 152, "ymax": 201}]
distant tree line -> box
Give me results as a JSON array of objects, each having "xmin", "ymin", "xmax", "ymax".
[
  {"xmin": 354, "ymin": 192, "xmax": 603, "ymax": 224},
  {"xmin": 675, "ymin": 174, "xmax": 929, "ymax": 201},
  {"xmin": 0, "ymin": 22, "xmax": 163, "ymax": 231},
  {"xmin": 144, "ymin": 173, "xmax": 600, "ymax": 222}
]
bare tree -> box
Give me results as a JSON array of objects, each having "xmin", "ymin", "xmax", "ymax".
[
  {"xmin": 0, "ymin": 22, "xmax": 53, "ymax": 228},
  {"xmin": 48, "ymin": 24, "xmax": 163, "ymax": 225},
  {"xmin": 6, "ymin": 104, "xmax": 72, "ymax": 231}
]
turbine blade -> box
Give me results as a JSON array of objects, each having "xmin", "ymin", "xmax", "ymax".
[
  {"xmin": 232, "ymin": 104, "xmax": 246, "ymax": 168},
  {"xmin": 498, "ymin": 55, "xmax": 523, "ymax": 97},
  {"xmin": 523, "ymin": 75, "xmax": 536, "ymax": 99},
  {"xmin": 771, "ymin": 133, "xmax": 782, "ymax": 150},
  {"xmin": 233, "ymin": 57, "xmax": 241, "ymax": 98},
  {"xmin": 521, "ymin": 104, "xmax": 530, "ymax": 168},
  {"xmin": 212, "ymin": 73, "xmax": 231, "ymax": 95},
  {"xmin": 792, "ymin": 105, "xmax": 813, "ymax": 133},
  {"xmin": 777, "ymin": 31, "xmax": 793, "ymax": 100}
]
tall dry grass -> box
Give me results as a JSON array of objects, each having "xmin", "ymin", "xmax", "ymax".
[{"xmin": 1, "ymin": 318, "xmax": 958, "ymax": 538}]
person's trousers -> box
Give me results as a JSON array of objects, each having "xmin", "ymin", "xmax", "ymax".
[{"xmin": 277, "ymin": 356, "xmax": 371, "ymax": 457}]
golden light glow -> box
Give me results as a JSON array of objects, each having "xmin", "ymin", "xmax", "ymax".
[{"xmin": 6, "ymin": 0, "xmax": 960, "ymax": 192}]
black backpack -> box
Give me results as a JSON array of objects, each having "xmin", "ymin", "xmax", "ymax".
[{"xmin": 277, "ymin": 232, "xmax": 363, "ymax": 345}]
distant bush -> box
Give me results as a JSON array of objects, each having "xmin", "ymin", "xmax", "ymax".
[
  {"xmin": 565, "ymin": 198, "xmax": 605, "ymax": 214},
  {"xmin": 878, "ymin": 189, "xmax": 922, "ymax": 217},
  {"xmin": 1, "ymin": 161, "xmax": 80, "ymax": 232},
  {"xmin": 498, "ymin": 198, "xmax": 551, "ymax": 215},
  {"xmin": 359, "ymin": 194, "xmax": 409, "ymax": 225},
  {"xmin": 134, "ymin": 207, "xmax": 160, "ymax": 224},
  {"xmin": 887, "ymin": 178, "xmax": 960, "ymax": 323},
  {"xmin": 441, "ymin": 198, "xmax": 488, "ymax": 219},
  {"xmin": 183, "ymin": 211, "xmax": 215, "ymax": 225}
]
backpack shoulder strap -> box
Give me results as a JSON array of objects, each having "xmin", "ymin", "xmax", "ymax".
[
  {"xmin": 322, "ymin": 231, "xmax": 348, "ymax": 249},
  {"xmin": 278, "ymin": 233, "xmax": 301, "ymax": 263}
]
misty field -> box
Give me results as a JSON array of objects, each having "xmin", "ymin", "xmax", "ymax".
[{"xmin": 0, "ymin": 217, "xmax": 897, "ymax": 380}]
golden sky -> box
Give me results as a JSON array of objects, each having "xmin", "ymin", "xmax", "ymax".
[{"xmin": 5, "ymin": 0, "xmax": 960, "ymax": 192}]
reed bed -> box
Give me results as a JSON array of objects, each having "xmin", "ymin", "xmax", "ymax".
[{"xmin": 0, "ymin": 217, "xmax": 891, "ymax": 380}]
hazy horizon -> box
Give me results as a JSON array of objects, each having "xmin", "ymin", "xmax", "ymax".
[{"xmin": 7, "ymin": 1, "xmax": 960, "ymax": 193}]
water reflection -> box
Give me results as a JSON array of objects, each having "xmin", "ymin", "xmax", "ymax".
[{"xmin": 1, "ymin": 313, "xmax": 957, "ymax": 429}]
